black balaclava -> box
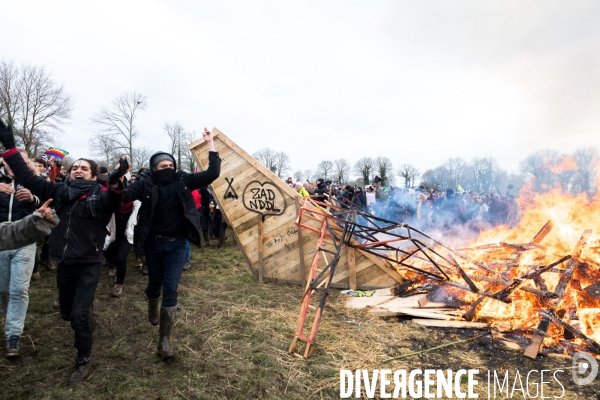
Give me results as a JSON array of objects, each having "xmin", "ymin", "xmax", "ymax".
[{"xmin": 155, "ymin": 168, "xmax": 176, "ymax": 185}]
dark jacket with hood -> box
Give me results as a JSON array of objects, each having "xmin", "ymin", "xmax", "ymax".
[
  {"xmin": 313, "ymin": 180, "xmax": 328, "ymax": 202},
  {"xmin": 1, "ymin": 149, "xmax": 124, "ymax": 264},
  {"xmin": 0, "ymin": 166, "xmax": 41, "ymax": 223},
  {"xmin": 123, "ymin": 151, "xmax": 220, "ymax": 256}
]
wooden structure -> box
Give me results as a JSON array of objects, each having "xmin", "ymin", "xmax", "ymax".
[{"xmin": 189, "ymin": 128, "xmax": 402, "ymax": 289}]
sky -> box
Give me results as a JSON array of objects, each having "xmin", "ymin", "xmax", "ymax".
[{"xmin": 2, "ymin": 0, "xmax": 600, "ymax": 178}]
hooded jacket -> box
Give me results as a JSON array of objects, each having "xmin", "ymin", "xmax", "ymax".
[
  {"xmin": 123, "ymin": 151, "xmax": 220, "ymax": 255},
  {"xmin": 0, "ymin": 167, "xmax": 41, "ymax": 222}
]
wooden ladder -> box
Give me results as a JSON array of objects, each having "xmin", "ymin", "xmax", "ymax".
[{"xmin": 288, "ymin": 215, "xmax": 345, "ymax": 358}]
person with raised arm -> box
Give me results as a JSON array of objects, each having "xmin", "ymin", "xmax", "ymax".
[
  {"xmin": 123, "ymin": 127, "xmax": 220, "ymax": 359},
  {"xmin": 0, "ymin": 119, "xmax": 127, "ymax": 384}
]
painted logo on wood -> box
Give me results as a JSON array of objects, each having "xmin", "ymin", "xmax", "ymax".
[{"xmin": 242, "ymin": 181, "xmax": 286, "ymax": 217}]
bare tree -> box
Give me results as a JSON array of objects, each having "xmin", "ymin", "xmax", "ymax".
[
  {"xmin": 91, "ymin": 91, "xmax": 147, "ymax": 162},
  {"xmin": 571, "ymin": 147, "xmax": 599, "ymax": 196},
  {"xmin": 253, "ymin": 147, "xmax": 278, "ymax": 172},
  {"xmin": 293, "ymin": 170, "xmax": 303, "ymax": 182},
  {"xmin": 519, "ymin": 149, "xmax": 560, "ymax": 193},
  {"xmin": 303, "ymin": 169, "xmax": 314, "ymax": 182},
  {"xmin": 353, "ymin": 157, "xmax": 373, "ymax": 185},
  {"xmin": 374, "ymin": 156, "xmax": 394, "ymax": 185},
  {"xmin": 397, "ymin": 164, "xmax": 420, "ymax": 188},
  {"xmin": 333, "ymin": 158, "xmax": 350, "ymax": 184},
  {"xmin": 316, "ymin": 160, "xmax": 334, "ymax": 181},
  {"xmin": 443, "ymin": 157, "xmax": 468, "ymax": 190},
  {"xmin": 181, "ymin": 130, "xmax": 199, "ymax": 172},
  {"xmin": 131, "ymin": 146, "xmax": 154, "ymax": 171},
  {"xmin": 469, "ymin": 157, "xmax": 496, "ymax": 192},
  {"xmin": 274, "ymin": 151, "xmax": 291, "ymax": 178},
  {"xmin": 89, "ymin": 135, "xmax": 119, "ymax": 167},
  {"xmin": 163, "ymin": 122, "xmax": 198, "ymax": 171},
  {"xmin": 420, "ymin": 166, "xmax": 450, "ymax": 190},
  {"xmin": 164, "ymin": 121, "xmax": 185, "ymax": 158},
  {"xmin": 0, "ymin": 60, "xmax": 73, "ymax": 156}
]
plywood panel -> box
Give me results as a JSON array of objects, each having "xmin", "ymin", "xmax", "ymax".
[{"xmin": 189, "ymin": 128, "xmax": 402, "ymax": 290}]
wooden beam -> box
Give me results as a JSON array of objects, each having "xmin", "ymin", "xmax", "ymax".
[
  {"xmin": 412, "ymin": 320, "xmax": 489, "ymax": 329},
  {"xmin": 347, "ymin": 247, "xmax": 357, "ymax": 290},
  {"xmin": 295, "ymin": 197, "xmax": 306, "ymax": 287},
  {"xmin": 258, "ymin": 215, "xmax": 264, "ymax": 282}
]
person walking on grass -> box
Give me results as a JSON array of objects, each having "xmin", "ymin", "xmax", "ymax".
[
  {"xmin": 0, "ymin": 119, "xmax": 128, "ymax": 384},
  {"xmin": 123, "ymin": 127, "xmax": 220, "ymax": 359},
  {"xmin": 0, "ymin": 148, "xmax": 43, "ymax": 357}
]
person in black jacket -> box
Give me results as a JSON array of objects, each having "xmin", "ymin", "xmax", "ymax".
[
  {"xmin": 0, "ymin": 119, "xmax": 127, "ymax": 384},
  {"xmin": 311, "ymin": 178, "xmax": 328, "ymax": 202},
  {"xmin": 123, "ymin": 127, "xmax": 220, "ymax": 359}
]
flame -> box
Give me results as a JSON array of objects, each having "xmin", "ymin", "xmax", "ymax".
[{"xmin": 392, "ymin": 176, "xmax": 600, "ymax": 355}]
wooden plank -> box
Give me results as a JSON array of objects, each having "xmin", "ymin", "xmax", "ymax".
[
  {"xmin": 344, "ymin": 295, "xmax": 396, "ymax": 309},
  {"xmin": 295, "ymin": 197, "xmax": 306, "ymax": 287},
  {"xmin": 189, "ymin": 128, "xmax": 403, "ymax": 290},
  {"xmin": 347, "ymin": 247, "xmax": 357, "ymax": 290},
  {"xmin": 412, "ymin": 320, "xmax": 489, "ymax": 329},
  {"xmin": 376, "ymin": 308, "xmax": 459, "ymax": 320},
  {"xmin": 258, "ymin": 215, "xmax": 264, "ymax": 282}
]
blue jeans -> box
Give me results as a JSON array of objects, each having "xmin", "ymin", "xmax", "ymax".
[
  {"xmin": 185, "ymin": 240, "xmax": 191, "ymax": 261},
  {"xmin": 144, "ymin": 237, "xmax": 186, "ymax": 307},
  {"xmin": 0, "ymin": 243, "xmax": 36, "ymax": 338}
]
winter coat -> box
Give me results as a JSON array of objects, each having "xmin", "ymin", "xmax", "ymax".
[
  {"xmin": 0, "ymin": 210, "xmax": 59, "ymax": 251},
  {"xmin": 2, "ymin": 149, "xmax": 124, "ymax": 264},
  {"xmin": 0, "ymin": 170, "xmax": 41, "ymax": 222},
  {"xmin": 123, "ymin": 151, "xmax": 220, "ymax": 256}
]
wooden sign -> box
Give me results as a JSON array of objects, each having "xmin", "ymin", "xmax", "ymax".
[{"xmin": 189, "ymin": 128, "xmax": 402, "ymax": 289}]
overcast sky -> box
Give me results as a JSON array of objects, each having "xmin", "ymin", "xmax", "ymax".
[{"xmin": 3, "ymin": 0, "xmax": 600, "ymax": 177}]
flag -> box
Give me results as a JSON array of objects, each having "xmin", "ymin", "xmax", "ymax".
[{"xmin": 44, "ymin": 148, "xmax": 69, "ymax": 159}]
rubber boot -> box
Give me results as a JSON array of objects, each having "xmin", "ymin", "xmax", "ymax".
[
  {"xmin": 69, "ymin": 348, "xmax": 92, "ymax": 384},
  {"xmin": 202, "ymin": 230, "xmax": 210, "ymax": 247},
  {"xmin": 147, "ymin": 295, "xmax": 160, "ymax": 326},
  {"xmin": 157, "ymin": 306, "xmax": 176, "ymax": 359}
]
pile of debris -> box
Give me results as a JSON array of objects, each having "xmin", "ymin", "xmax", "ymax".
[
  {"xmin": 291, "ymin": 192, "xmax": 600, "ymax": 360},
  {"xmin": 345, "ymin": 219, "xmax": 600, "ymax": 359}
]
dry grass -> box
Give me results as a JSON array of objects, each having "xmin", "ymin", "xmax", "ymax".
[{"xmin": 0, "ymin": 234, "xmax": 598, "ymax": 399}]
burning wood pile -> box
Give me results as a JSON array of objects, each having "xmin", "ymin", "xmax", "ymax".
[{"xmin": 341, "ymin": 190, "xmax": 600, "ymax": 360}]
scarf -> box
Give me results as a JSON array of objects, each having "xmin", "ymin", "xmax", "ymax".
[{"xmin": 66, "ymin": 179, "xmax": 105, "ymax": 218}]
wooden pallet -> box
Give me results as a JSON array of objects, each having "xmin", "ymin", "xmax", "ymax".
[{"xmin": 189, "ymin": 128, "xmax": 402, "ymax": 289}]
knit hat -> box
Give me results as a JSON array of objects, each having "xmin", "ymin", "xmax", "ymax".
[{"xmin": 150, "ymin": 152, "xmax": 176, "ymax": 168}]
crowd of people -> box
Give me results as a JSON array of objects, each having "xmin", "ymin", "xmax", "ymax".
[
  {"xmin": 0, "ymin": 116, "xmax": 524, "ymax": 386},
  {"xmin": 0, "ymin": 120, "xmax": 221, "ymax": 384},
  {"xmin": 286, "ymin": 177, "xmax": 521, "ymax": 231}
]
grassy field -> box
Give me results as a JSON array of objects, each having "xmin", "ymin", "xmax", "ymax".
[{"xmin": 1, "ymin": 236, "xmax": 599, "ymax": 399}]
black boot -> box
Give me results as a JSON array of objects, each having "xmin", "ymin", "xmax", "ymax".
[
  {"xmin": 157, "ymin": 306, "xmax": 176, "ymax": 359},
  {"xmin": 69, "ymin": 349, "xmax": 92, "ymax": 384},
  {"xmin": 147, "ymin": 295, "xmax": 160, "ymax": 326},
  {"xmin": 202, "ymin": 230, "xmax": 210, "ymax": 247}
]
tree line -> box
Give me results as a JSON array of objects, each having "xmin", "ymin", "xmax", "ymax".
[
  {"xmin": 0, "ymin": 60, "xmax": 197, "ymax": 171},
  {"xmin": 254, "ymin": 146, "xmax": 599, "ymax": 198}
]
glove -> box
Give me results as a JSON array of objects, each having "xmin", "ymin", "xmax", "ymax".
[
  {"xmin": 0, "ymin": 119, "xmax": 16, "ymax": 150},
  {"xmin": 109, "ymin": 157, "xmax": 129, "ymax": 185}
]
